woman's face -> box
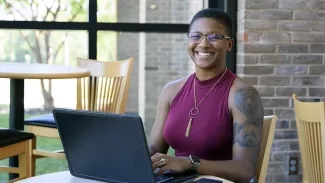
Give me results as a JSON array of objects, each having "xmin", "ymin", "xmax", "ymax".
[{"xmin": 188, "ymin": 17, "xmax": 233, "ymax": 70}]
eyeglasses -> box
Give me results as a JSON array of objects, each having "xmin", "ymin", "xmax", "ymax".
[{"xmin": 187, "ymin": 32, "xmax": 231, "ymax": 45}]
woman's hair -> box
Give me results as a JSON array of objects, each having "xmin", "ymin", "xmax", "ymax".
[{"xmin": 189, "ymin": 8, "xmax": 232, "ymax": 36}]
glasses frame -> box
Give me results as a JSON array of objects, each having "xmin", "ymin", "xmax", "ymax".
[{"xmin": 187, "ymin": 32, "xmax": 232, "ymax": 45}]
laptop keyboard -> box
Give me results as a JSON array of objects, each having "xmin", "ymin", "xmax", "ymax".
[
  {"xmin": 156, "ymin": 174, "xmax": 175, "ymax": 182},
  {"xmin": 155, "ymin": 169, "xmax": 199, "ymax": 183}
]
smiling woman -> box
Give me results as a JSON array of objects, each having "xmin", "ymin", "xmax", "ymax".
[{"xmin": 148, "ymin": 8, "xmax": 263, "ymax": 183}]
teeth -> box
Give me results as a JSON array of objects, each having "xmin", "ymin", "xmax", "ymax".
[{"xmin": 197, "ymin": 52, "xmax": 211, "ymax": 56}]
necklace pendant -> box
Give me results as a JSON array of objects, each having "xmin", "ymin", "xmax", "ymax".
[{"xmin": 185, "ymin": 118, "xmax": 193, "ymax": 137}]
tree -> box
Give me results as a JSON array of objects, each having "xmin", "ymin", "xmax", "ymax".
[{"xmin": 0, "ymin": 0, "xmax": 87, "ymax": 110}]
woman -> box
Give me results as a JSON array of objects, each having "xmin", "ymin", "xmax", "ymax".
[{"xmin": 149, "ymin": 8, "xmax": 264, "ymax": 183}]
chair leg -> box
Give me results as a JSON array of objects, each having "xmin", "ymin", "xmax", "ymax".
[
  {"xmin": 28, "ymin": 137, "xmax": 36, "ymax": 177},
  {"xmin": 17, "ymin": 153, "xmax": 26, "ymax": 179},
  {"xmin": 2, "ymin": 138, "xmax": 35, "ymax": 183}
]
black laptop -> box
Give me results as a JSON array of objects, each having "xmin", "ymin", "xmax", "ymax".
[{"xmin": 52, "ymin": 108, "xmax": 198, "ymax": 183}]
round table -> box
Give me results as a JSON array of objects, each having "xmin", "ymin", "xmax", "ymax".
[
  {"xmin": 0, "ymin": 62, "xmax": 90, "ymax": 79},
  {"xmin": 14, "ymin": 171, "xmax": 234, "ymax": 183},
  {"xmin": 15, "ymin": 171, "xmax": 105, "ymax": 183},
  {"xmin": 0, "ymin": 62, "xmax": 90, "ymax": 179}
]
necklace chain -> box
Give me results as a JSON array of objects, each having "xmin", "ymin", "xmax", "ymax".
[
  {"xmin": 193, "ymin": 68, "xmax": 227, "ymax": 110},
  {"xmin": 185, "ymin": 68, "xmax": 228, "ymax": 137}
]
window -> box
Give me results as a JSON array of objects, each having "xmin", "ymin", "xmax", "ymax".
[{"xmin": 0, "ymin": 0, "xmax": 88, "ymax": 22}]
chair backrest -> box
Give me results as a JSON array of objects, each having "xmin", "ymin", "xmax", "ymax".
[
  {"xmin": 292, "ymin": 93, "xmax": 325, "ymax": 183},
  {"xmin": 76, "ymin": 57, "xmax": 134, "ymax": 114},
  {"xmin": 256, "ymin": 115, "xmax": 277, "ymax": 183}
]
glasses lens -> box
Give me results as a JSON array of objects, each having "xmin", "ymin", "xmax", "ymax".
[
  {"xmin": 188, "ymin": 33, "xmax": 202, "ymax": 42},
  {"xmin": 207, "ymin": 34, "xmax": 224, "ymax": 42}
]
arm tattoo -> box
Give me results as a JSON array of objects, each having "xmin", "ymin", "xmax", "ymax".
[{"xmin": 233, "ymin": 86, "xmax": 264, "ymax": 167}]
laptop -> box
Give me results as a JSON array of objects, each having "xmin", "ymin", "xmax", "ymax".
[{"xmin": 52, "ymin": 108, "xmax": 198, "ymax": 183}]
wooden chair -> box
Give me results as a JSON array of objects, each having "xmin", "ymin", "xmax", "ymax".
[
  {"xmin": 255, "ymin": 115, "xmax": 277, "ymax": 183},
  {"xmin": 292, "ymin": 93, "xmax": 325, "ymax": 183},
  {"xmin": 0, "ymin": 128, "xmax": 35, "ymax": 183},
  {"xmin": 23, "ymin": 57, "xmax": 134, "ymax": 176}
]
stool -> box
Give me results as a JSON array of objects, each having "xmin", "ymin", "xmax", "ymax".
[{"xmin": 0, "ymin": 128, "xmax": 35, "ymax": 183}]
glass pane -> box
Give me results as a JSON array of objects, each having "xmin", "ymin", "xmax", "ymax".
[
  {"xmin": 97, "ymin": 31, "xmax": 194, "ymax": 136},
  {"xmin": 0, "ymin": 0, "xmax": 88, "ymax": 22},
  {"xmin": 0, "ymin": 30, "xmax": 87, "ymax": 179},
  {"xmin": 98, "ymin": 0, "xmax": 204, "ymax": 23}
]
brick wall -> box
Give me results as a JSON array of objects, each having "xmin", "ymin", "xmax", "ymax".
[{"xmin": 238, "ymin": 0, "xmax": 325, "ymax": 182}]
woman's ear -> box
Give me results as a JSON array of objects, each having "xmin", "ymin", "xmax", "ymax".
[{"xmin": 227, "ymin": 39, "xmax": 233, "ymax": 52}]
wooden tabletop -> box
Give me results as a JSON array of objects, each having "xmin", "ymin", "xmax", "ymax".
[
  {"xmin": 0, "ymin": 62, "xmax": 90, "ymax": 79},
  {"xmin": 15, "ymin": 171, "xmax": 234, "ymax": 183}
]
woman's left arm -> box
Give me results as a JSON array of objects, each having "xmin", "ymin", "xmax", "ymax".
[{"xmin": 195, "ymin": 85, "xmax": 264, "ymax": 183}]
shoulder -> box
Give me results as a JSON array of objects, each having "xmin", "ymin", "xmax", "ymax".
[
  {"xmin": 229, "ymin": 76, "xmax": 260, "ymax": 97},
  {"xmin": 228, "ymin": 76, "xmax": 263, "ymax": 114},
  {"xmin": 159, "ymin": 76, "xmax": 190, "ymax": 104},
  {"xmin": 230, "ymin": 76, "xmax": 254, "ymax": 90}
]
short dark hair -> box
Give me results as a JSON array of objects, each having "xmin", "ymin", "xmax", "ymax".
[{"xmin": 189, "ymin": 8, "xmax": 232, "ymax": 36}]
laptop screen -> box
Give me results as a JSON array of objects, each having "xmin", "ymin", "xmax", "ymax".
[{"xmin": 53, "ymin": 109, "xmax": 157, "ymax": 183}]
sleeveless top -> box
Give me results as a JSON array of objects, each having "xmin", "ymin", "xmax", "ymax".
[{"xmin": 163, "ymin": 69, "xmax": 237, "ymax": 161}]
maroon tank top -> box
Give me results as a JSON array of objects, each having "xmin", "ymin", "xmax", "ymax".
[{"xmin": 163, "ymin": 69, "xmax": 237, "ymax": 161}]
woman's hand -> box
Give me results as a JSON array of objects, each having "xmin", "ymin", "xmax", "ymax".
[{"xmin": 151, "ymin": 153, "xmax": 193, "ymax": 176}]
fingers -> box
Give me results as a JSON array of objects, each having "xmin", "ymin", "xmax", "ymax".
[
  {"xmin": 154, "ymin": 166, "xmax": 168, "ymax": 176},
  {"xmin": 152, "ymin": 157, "xmax": 167, "ymax": 170},
  {"xmin": 151, "ymin": 153, "xmax": 165, "ymax": 163},
  {"xmin": 151, "ymin": 153, "xmax": 169, "ymax": 171},
  {"xmin": 151, "ymin": 152, "xmax": 162, "ymax": 159}
]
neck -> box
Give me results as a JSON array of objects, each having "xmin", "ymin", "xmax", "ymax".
[{"xmin": 195, "ymin": 65, "xmax": 227, "ymax": 81}]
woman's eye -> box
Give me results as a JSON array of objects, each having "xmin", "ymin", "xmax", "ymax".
[
  {"xmin": 209, "ymin": 35, "xmax": 222, "ymax": 40},
  {"xmin": 191, "ymin": 35, "xmax": 201, "ymax": 39}
]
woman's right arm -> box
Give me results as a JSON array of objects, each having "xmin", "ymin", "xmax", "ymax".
[{"xmin": 148, "ymin": 83, "xmax": 174, "ymax": 156}]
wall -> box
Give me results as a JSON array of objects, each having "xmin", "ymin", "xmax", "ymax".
[{"xmin": 238, "ymin": 0, "xmax": 325, "ymax": 182}]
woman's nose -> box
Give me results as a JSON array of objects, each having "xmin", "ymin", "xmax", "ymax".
[{"xmin": 197, "ymin": 36, "xmax": 211, "ymax": 48}]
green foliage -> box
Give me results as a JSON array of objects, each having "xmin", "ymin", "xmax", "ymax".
[{"xmin": 0, "ymin": 0, "xmax": 117, "ymax": 64}]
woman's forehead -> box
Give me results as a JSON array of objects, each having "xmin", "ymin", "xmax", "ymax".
[{"xmin": 189, "ymin": 18, "xmax": 227, "ymax": 35}]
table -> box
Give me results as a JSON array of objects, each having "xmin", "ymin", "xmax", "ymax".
[
  {"xmin": 0, "ymin": 62, "xmax": 90, "ymax": 179},
  {"xmin": 15, "ymin": 171, "xmax": 234, "ymax": 183}
]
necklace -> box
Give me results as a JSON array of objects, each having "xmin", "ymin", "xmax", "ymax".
[{"xmin": 185, "ymin": 68, "xmax": 228, "ymax": 137}]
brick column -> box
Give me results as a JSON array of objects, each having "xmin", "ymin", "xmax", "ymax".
[{"xmin": 237, "ymin": 0, "xmax": 325, "ymax": 182}]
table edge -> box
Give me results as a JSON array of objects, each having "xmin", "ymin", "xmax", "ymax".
[
  {"xmin": 15, "ymin": 171, "xmax": 235, "ymax": 183},
  {"xmin": 0, "ymin": 72, "xmax": 91, "ymax": 79}
]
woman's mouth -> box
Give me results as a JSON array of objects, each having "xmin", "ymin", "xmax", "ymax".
[{"xmin": 195, "ymin": 51, "xmax": 215, "ymax": 58}]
